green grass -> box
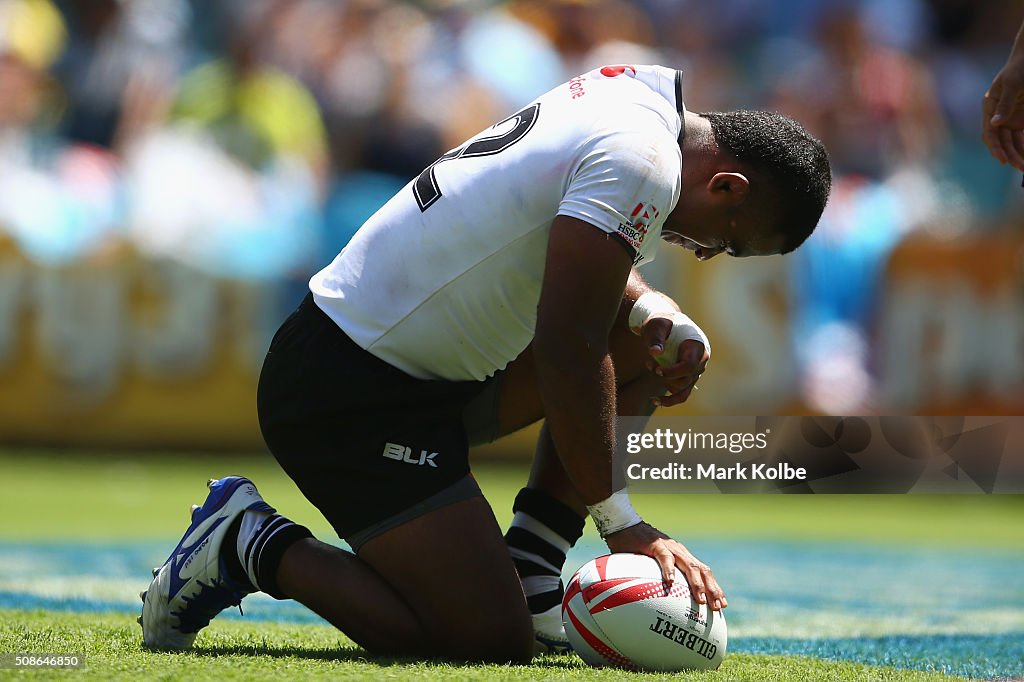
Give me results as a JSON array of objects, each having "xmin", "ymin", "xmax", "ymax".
[
  {"xmin": 0, "ymin": 449, "xmax": 1019, "ymax": 680},
  {"xmin": 1, "ymin": 449, "xmax": 1021, "ymax": 551},
  {"xmin": 0, "ymin": 610, "xmax": 972, "ymax": 681}
]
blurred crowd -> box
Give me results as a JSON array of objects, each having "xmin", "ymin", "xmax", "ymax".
[{"xmin": 1, "ymin": 0, "xmax": 1022, "ymax": 411}]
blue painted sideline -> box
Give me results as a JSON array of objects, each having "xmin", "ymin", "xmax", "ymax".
[{"xmin": 1, "ymin": 539, "xmax": 1021, "ymax": 678}]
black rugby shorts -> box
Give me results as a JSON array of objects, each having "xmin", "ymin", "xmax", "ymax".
[{"xmin": 257, "ymin": 293, "xmax": 495, "ymax": 550}]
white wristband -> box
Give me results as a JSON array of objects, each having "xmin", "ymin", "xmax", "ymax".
[
  {"xmin": 587, "ymin": 491, "xmax": 643, "ymax": 537},
  {"xmin": 628, "ymin": 291, "xmax": 677, "ymax": 334},
  {"xmin": 628, "ymin": 292, "xmax": 711, "ymax": 365}
]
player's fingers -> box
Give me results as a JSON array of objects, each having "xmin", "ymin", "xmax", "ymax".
[
  {"xmin": 991, "ymin": 84, "xmax": 1024, "ymax": 127},
  {"xmin": 655, "ymin": 368, "xmax": 704, "ymax": 405},
  {"xmin": 1003, "ymin": 128, "xmax": 1024, "ymax": 171},
  {"xmin": 662, "ymin": 375, "xmax": 699, "ymax": 393},
  {"xmin": 1010, "ymin": 129, "xmax": 1024, "ymax": 170},
  {"xmin": 1005, "ymin": 106, "xmax": 1024, "ymax": 129},
  {"xmin": 1001, "ymin": 127, "xmax": 1024, "ymax": 171},
  {"xmin": 983, "ymin": 91, "xmax": 1009, "ymax": 163},
  {"xmin": 652, "ymin": 341, "xmax": 706, "ymax": 380},
  {"xmin": 983, "ymin": 126, "xmax": 1008, "ymax": 163},
  {"xmin": 680, "ymin": 339, "xmax": 706, "ymax": 364},
  {"xmin": 642, "ymin": 317, "xmax": 674, "ymax": 356},
  {"xmin": 654, "ymin": 386, "xmax": 693, "ymax": 407},
  {"xmin": 992, "ymin": 99, "xmax": 1013, "ymax": 125},
  {"xmin": 701, "ymin": 567, "xmax": 727, "ymax": 611},
  {"xmin": 982, "ymin": 87, "xmax": 997, "ymax": 118},
  {"xmin": 654, "ymin": 362, "xmax": 697, "ymax": 380},
  {"xmin": 654, "ymin": 366, "xmax": 703, "ymax": 390},
  {"xmin": 652, "ymin": 545, "xmax": 677, "ymax": 586},
  {"xmin": 677, "ymin": 560, "xmax": 708, "ymax": 605}
]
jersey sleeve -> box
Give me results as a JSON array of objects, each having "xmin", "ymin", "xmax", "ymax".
[{"xmin": 557, "ymin": 130, "xmax": 678, "ymax": 265}]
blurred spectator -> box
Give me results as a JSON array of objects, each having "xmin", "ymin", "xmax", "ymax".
[
  {"xmin": 114, "ymin": 0, "xmax": 327, "ymax": 322},
  {"xmin": 767, "ymin": 4, "xmax": 964, "ymax": 413},
  {"xmin": 807, "ymin": 6, "xmax": 947, "ymax": 178},
  {"xmin": 0, "ymin": 0, "xmax": 1021, "ymax": 416},
  {"xmin": 0, "ymin": 0, "xmax": 122, "ymax": 265},
  {"xmin": 170, "ymin": 1, "xmax": 328, "ymax": 183},
  {"xmin": 0, "ymin": 0, "xmax": 65, "ymax": 72},
  {"xmin": 790, "ymin": 176, "xmax": 911, "ymax": 414},
  {"xmin": 122, "ymin": 128, "xmax": 321, "ymax": 281},
  {"xmin": 509, "ymin": 0, "xmax": 660, "ymax": 79},
  {"xmin": 54, "ymin": 0, "xmax": 190, "ymax": 151}
]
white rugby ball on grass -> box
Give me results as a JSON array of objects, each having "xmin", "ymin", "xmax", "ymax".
[{"xmin": 562, "ymin": 553, "xmax": 727, "ymax": 671}]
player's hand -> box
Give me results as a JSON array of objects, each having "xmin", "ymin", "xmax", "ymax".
[
  {"xmin": 605, "ymin": 522, "xmax": 728, "ymax": 611},
  {"xmin": 641, "ymin": 315, "xmax": 709, "ymax": 406},
  {"xmin": 982, "ymin": 56, "xmax": 1024, "ymax": 171}
]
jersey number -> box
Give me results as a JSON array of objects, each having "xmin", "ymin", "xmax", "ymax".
[{"xmin": 413, "ymin": 103, "xmax": 540, "ymax": 212}]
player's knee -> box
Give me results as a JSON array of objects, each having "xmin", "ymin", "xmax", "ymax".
[
  {"xmin": 434, "ymin": 610, "xmax": 534, "ymax": 663},
  {"xmin": 496, "ymin": 615, "xmax": 536, "ymax": 664},
  {"xmin": 448, "ymin": 622, "xmax": 534, "ymax": 664}
]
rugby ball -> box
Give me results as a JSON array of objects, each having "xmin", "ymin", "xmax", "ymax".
[{"xmin": 562, "ymin": 553, "xmax": 727, "ymax": 671}]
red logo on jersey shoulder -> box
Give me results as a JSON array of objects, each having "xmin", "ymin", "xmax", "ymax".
[
  {"xmin": 630, "ymin": 201, "xmax": 660, "ymax": 231},
  {"xmin": 600, "ymin": 65, "xmax": 636, "ymax": 78},
  {"xmin": 617, "ymin": 201, "xmax": 660, "ymax": 254}
]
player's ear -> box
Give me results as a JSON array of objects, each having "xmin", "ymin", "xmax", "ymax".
[{"xmin": 706, "ymin": 172, "xmax": 750, "ymax": 205}]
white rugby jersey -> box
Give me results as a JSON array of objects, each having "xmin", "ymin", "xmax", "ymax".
[{"xmin": 311, "ymin": 64, "xmax": 685, "ymax": 381}]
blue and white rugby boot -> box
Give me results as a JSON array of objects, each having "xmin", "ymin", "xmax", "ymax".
[
  {"xmin": 533, "ymin": 604, "xmax": 572, "ymax": 656},
  {"xmin": 140, "ymin": 476, "xmax": 274, "ymax": 649}
]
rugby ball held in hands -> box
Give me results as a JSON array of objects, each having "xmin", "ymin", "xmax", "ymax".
[{"xmin": 562, "ymin": 553, "xmax": 727, "ymax": 671}]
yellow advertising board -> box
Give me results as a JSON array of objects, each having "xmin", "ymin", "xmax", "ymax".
[
  {"xmin": 0, "ymin": 236, "xmax": 271, "ymax": 449},
  {"xmin": 1, "ymin": 229, "xmax": 1022, "ymax": 451}
]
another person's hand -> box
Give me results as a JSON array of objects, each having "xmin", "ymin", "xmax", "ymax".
[
  {"xmin": 982, "ymin": 52, "xmax": 1024, "ymax": 171},
  {"xmin": 605, "ymin": 522, "xmax": 727, "ymax": 610}
]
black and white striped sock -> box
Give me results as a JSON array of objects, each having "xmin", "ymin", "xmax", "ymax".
[
  {"xmin": 233, "ymin": 510, "xmax": 312, "ymax": 600},
  {"xmin": 504, "ymin": 488, "xmax": 586, "ymax": 614}
]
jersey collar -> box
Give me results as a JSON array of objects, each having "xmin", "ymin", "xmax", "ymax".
[{"xmin": 675, "ymin": 69, "xmax": 686, "ymax": 144}]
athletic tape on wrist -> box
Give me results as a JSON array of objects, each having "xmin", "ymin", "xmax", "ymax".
[
  {"xmin": 628, "ymin": 291, "xmax": 677, "ymax": 334},
  {"xmin": 628, "ymin": 292, "xmax": 711, "ymax": 364},
  {"xmin": 587, "ymin": 491, "xmax": 643, "ymax": 537}
]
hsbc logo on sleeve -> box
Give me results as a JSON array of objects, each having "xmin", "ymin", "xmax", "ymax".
[
  {"xmin": 617, "ymin": 201, "xmax": 660, "ymax": 253},
  {"xmin": 382, "ymin": 442, "xmax": 439, "ymax": 468}
]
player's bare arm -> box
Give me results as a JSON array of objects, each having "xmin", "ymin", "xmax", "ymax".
[
  {"xmin": 533, "ymin": 215, "xmax": 632, "ymax": 506},
  {"xmin": 533, "ymin": 215, "xmax": 726, "ymax": 610}
]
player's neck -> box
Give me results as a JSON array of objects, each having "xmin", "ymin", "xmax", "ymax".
[
  {"xmin": 679, "ymin": 112, "xmax": 721, "ymax": 190},
  {"xmin": 680, "ymin": 112, "xmax": 716, "ymax": 158}
]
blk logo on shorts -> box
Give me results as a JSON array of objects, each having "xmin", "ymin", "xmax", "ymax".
[{"xmin": 382, "ymin": 442, "xmax": 439, "ymax": 468}]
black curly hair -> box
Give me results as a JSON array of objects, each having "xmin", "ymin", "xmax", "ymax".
[{"xmin": 699, "ymin": 110, "xmax": 832, "ymax": 253}]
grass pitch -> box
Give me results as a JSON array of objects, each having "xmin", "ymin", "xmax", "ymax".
[
  {"xmin": 0, "ymin": 449, "xmax": 1021, "ymax": 681},
  {"xmin": 0, "ymin": 610, "xmax": 974, "ymax": 681},
  {"xmin": 1, "ymin": 449, "xmax": 1021, "ymax": 547}
]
